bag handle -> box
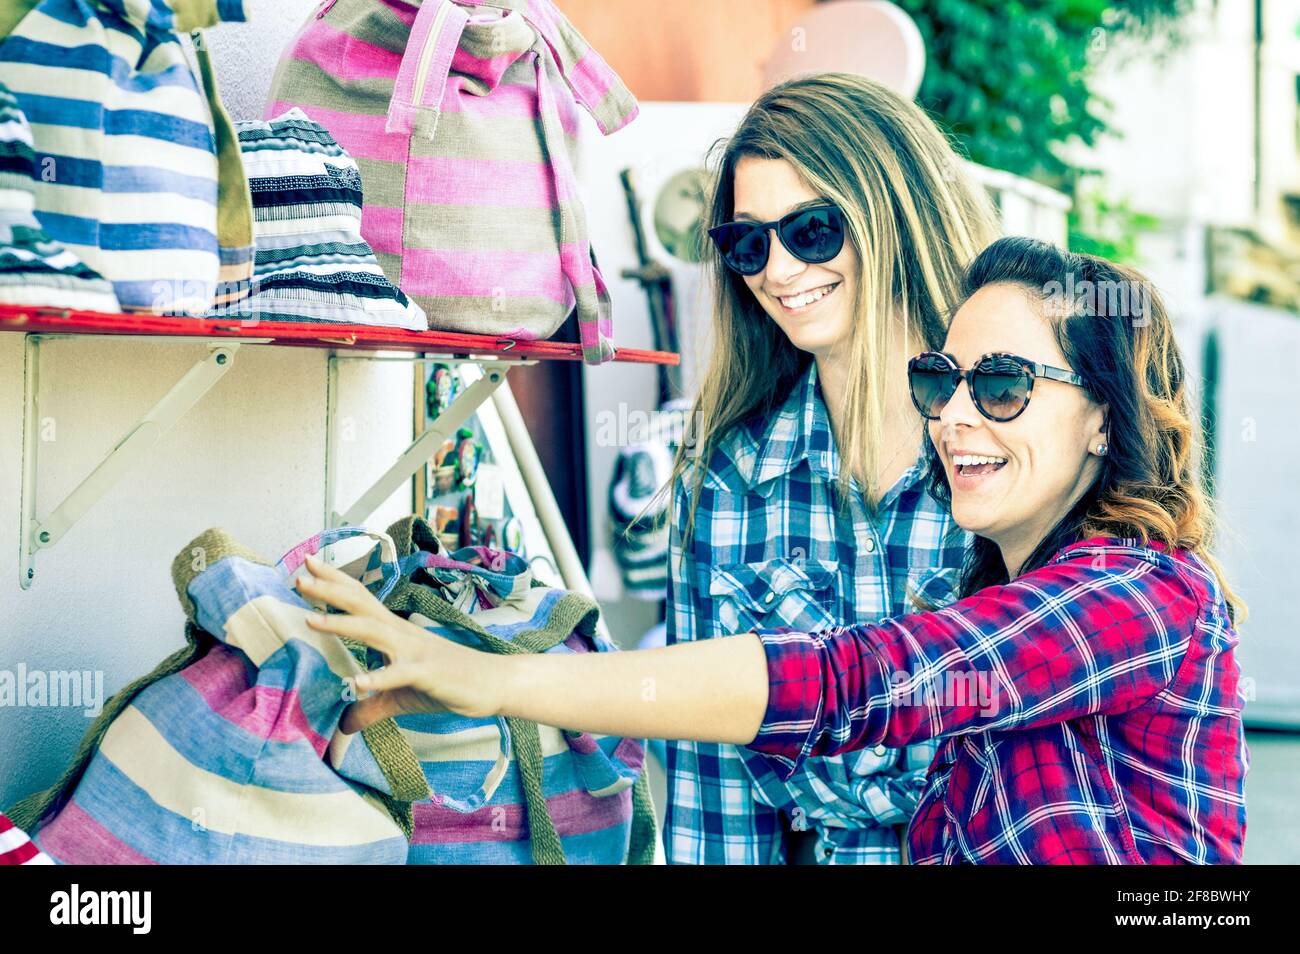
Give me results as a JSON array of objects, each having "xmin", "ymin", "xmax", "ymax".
[
  {"xmin": 192, "ymin": 31, "xmax": 256, "ymax": 305},
  {"xmin": 386, "ymin": 0, "xmax": 470, "ymax": 138},
  {"xmin": 456, "ymin": 0, "xmax": 638, "ymax": 134},
  {"xmin": 383, "ymin": 585, "xmax": 515, "ymax": 814},
  {"xmin": 277, "ymin": 527, "xmax": 403, "ymax": 602},
  {"xmin": 466, "ymin": 0, "xmax": 632, "ymax": 362},
  {"xmin": 386, "ymin": 580, "xmax": 567, "ymax": 861},
  {"xmin": 527, "ymin": 50, "xmax": 611, "ymax": 362}
]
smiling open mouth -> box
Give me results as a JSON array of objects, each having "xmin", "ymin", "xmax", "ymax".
[
  {"xmin": 777, "ymin": 282, "xmax": 839, "ymax": 309},
  {"xmin": 953, "ymin": 454, "xmax": 1008, "ymax": 477}
]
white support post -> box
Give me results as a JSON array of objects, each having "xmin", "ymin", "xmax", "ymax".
[
  {"xmin": 328, "ymin": 355, "xmax": 517, "ymax": 528},
  {"xmin": 18, "ymin": 335, "xmax": 41, "ymax": 590},
  {"xmin": 324, "ymin": 351, "xmax": 340, "ymax": 534},
  {"xmin": 19, "ymin": 337, "xmax": 242, "ymax": 589},
  {"xmin": 490, "ymin": 379, "xmax": 612, "ymax": 643}
]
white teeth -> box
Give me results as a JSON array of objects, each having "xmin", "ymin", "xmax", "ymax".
[
  {"xmin": 778, "ymin": 283, "xmax": 836, "ymax": 308},
  {"xmin": 952, "ymin": 454, "xmax": 1008, "ymax": 467}
]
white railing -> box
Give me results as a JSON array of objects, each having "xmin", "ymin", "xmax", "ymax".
[{"xmin": 967, "ymin": 161, "xmax": 1073, "ymax": 246}]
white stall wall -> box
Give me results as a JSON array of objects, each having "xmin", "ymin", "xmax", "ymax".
[
  {"xmin": 1208, "ymin": 299, "xmax": 1300, "ymax": 727},
  {"xmin": 0, "ymin": 1, "xmax": 418, "ymax": 810},
  {"xmin": 579, "ymin": 102, "xmax": 749, "ymax": 655}
]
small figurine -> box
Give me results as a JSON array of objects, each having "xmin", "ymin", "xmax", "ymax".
[
  {"xmin": 503, "ymin": 517, "xmax": 524, "ymax": 555},
  {"xmin": 457, "ymin": 493, "xmax": 478, "ymax": 549},
  {"xmin": 455, "ymin": 430, "xmax": 481, "ymax": 488},
  {"xmin": 430, "ymin": 438, "xmax": 456, "ymax": 495},
  {"xmin": 427, "ymin": 364, "xmax": 457, "ymax": 419},
  {"xmin": 434, "ymin": 438, "xmax": 455, "ymax": 467},
  {"xmin": 433, "ymin": 504, "xmax": 459, "ymax": 551}
]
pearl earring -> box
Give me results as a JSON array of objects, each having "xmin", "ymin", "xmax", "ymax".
[{"xmin": 1096, "ymin": 442, "xmax": 1108, "ymax": 456}]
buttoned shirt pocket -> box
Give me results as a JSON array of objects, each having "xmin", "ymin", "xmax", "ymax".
[{"xmin": 709, "ymin": 558, "xmax": 840, "ymax": 636}]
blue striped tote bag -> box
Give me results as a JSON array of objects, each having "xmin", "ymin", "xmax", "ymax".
[
  {"xmin": 380, "ymin": 515, "xmax": 658, "ymax": 865},
  {"xmin": 0, "ymin": 0, "xmax": 254, "ymax": 313},
  {"xmin": 6, "ymin": 526, "xmax": 430, "ymax": 863}
]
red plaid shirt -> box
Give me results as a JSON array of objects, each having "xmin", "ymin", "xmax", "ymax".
[{"xmin": 747, "ymin": 537, "xmax": 1249, "ymax": 864}]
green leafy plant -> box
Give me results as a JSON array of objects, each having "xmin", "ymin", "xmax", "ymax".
[
  {"xmin": 1067, "ymin": 185, "xmax": 1163, "ymax": 264},
  {"xmin": 870, "ymin": 1, "xmax": 1194, "ymax": 260},
  {"xmin": 888, "ymin": 0, "xmax": 1193, "ymax": 185}
]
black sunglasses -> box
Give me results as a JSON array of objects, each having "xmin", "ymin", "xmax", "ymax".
[
  {"xmin": 908, "ymin": 351, "xmax": 1088, "ymax": 422},
  {"xmin": 707, "ymin": 204, "xmax": 845, "ymax": 276}
]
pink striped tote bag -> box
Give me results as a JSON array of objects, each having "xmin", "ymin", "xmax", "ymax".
[{"xmin": 267, "ymin": 0, "xmax": 638, "ymax": 363}]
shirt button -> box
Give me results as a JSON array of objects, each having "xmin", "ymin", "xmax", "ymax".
[
  {"xmin": 763, "ymin": 592, "xmax": 776, "ymax": 605},
  {"xmin": 874, "ymin": 745, "xmax": 888, "ymax": 757},
  {"xmin": 863, "ymin": 538, "xmax": 876, "ymax": 553}
]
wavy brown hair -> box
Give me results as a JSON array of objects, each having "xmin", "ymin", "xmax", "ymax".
[{"xmin": 925, "ymin": 236, "xmax": 1246, "ymax": 621}]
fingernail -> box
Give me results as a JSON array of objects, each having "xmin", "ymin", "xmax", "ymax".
[
  {"xmin": 307, "ymin": 612, "xmax": 326, "ymax": 626},
  {"xmin": 305, "ymin": 554, "xmax": 320, "ymax": 567}
]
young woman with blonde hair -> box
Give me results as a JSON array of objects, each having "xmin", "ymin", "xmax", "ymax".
[{"xmin": 656, "ymin": 72, "xmax": 998, "ymax": 863}]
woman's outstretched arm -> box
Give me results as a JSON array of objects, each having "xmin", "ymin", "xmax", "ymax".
[
  {"xmin": 295, "ymin": 554, "xmax": 770, "ymax": 744},
  {"xmin": 499, "ymin": 633, "xmax": 770, "ymax": 744},
  {"xmin": 299, "ymin": 541, "xmax": 1200, "ymax": 783}
]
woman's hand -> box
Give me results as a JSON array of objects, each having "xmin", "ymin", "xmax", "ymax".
[{"xmin": 295, "ymin": 554, "xmax": 507, "ymax": 734}]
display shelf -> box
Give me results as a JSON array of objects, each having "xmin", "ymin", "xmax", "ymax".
[
  {"xmin": 2, "ymin": 304, "xmax": 678, "ymax": 589},
  {"xmin": 0, "ymin": 304, "xmax": 680, "ymax": 364}
]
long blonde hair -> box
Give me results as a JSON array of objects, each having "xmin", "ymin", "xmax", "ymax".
[{"xmin": 673, "ymin": 73, "xmax": 999, "ymax": 537}]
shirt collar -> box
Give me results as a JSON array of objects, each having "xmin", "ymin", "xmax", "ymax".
[
  {"xmin": 733, "ymin": 362, "xmax": 931, "ymax": 504},
  {"xmin": 730, "ymin": 363, "xmax": 826, "ymax": 491}
]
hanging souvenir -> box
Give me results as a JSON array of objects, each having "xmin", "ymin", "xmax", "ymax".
[
  {"xmin": 458, "ymin": 493, "xmax": 478, "ymax": 549},
  {"xmin": 433, "ymin": 505, "xmax": 459, "ymax": 551},
  {"xmin": 455, "ymin": 429, "xmax": 482, "ymax": 489},
  {"xmin": 426, "ymin": 364, "xmax": 458, "ymax": 420},
  {"xmin": 503, "ymin": 517, "xmax": 524, "ymax": 556},
  {"xmin": 431, "ymin": 437, "xmax": 457, "ymax": 495}
]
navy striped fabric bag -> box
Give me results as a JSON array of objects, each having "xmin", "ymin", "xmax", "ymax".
[
  {"xmin": 211, "ymin": 109, "xmax": 426, "ymax": 329},
  {"xmin": 0, "ymin": 78, "xmax": 121, "ymax": 310},
  {"xmin": 0, "ymin": 0, "xmax": 253, "ymax": 314}
]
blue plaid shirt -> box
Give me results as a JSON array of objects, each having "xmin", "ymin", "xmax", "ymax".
[{"xmin": 665, "ymin": 363, "xmax": 970, "ymax": 864}]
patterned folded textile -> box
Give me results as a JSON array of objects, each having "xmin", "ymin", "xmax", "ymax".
[
  {"xmin": 210, "ymin": 109, "xmax": 425, "ymax": 330},
  {"xmin": 7, "ymin": 526, "xmax": 427, "ymax": 864},
  {"xmin": 0, "ymin": 80, "xmax": 119, "ymax": 311},
  {"xmin": 0, "ymin": 811, "xmax": 51, "ymax": 865},
  {"xmin": 381, "ymin": 516, "xmax": 658, "ymax": 865},
  {"xmin": 0, "ymin": 0, "xmax": 253, "ymax": 314}
]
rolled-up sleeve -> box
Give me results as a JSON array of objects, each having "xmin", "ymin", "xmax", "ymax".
[{"xmin": 746, "ymin": 627, "xmax": 893, "ymax": 781}]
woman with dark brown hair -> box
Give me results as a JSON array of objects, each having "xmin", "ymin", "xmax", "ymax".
[{"xmin": 298, "ymin": 237, "xmax": 1249, "ymax": 864}]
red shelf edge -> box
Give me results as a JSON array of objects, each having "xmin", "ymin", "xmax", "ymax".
[{"xmin": 0, "ymin": 304, "xmax": 680, "ymax": 366}]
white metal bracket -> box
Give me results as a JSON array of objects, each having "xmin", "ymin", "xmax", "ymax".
[
  {"xmin": 324, "ymin": 353, "xmax": 533, "ymax": 528},
  {"xmin": 18, "ymin": 335, "xmax": 248, "ymax": 589}
]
